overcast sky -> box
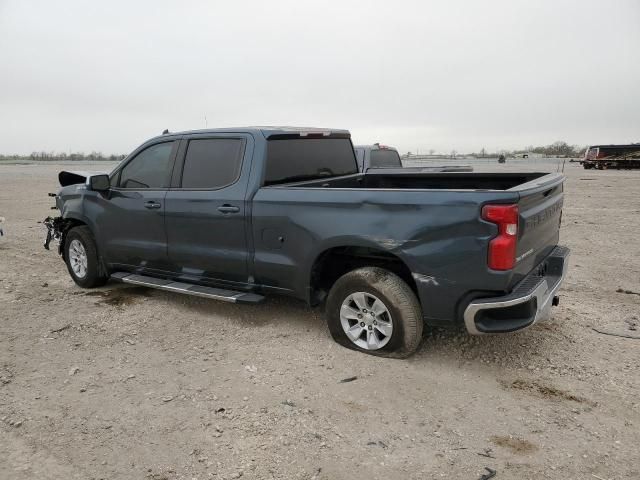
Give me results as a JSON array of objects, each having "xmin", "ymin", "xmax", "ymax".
[{"xmin": 1, "ymin": 0, "xmax": 638, "ymax": 155}]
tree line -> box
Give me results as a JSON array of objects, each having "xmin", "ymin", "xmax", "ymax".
[
  {"xmin": 0, "ymin": 152, "xmax": 126, "ymax": 162},
  {"xmin": 406, "ymin": 141, "xmax": 586, "ymax": 158},
  {"xmin": 471, "ymin": 141, "xmax": 584, "ymax": 158},
  {"xmin": 3, "ymin": 141, "xmax": 586, "ymax": 162},
  {"xmin": 511, "ymin": 141, "xmax": 585, "ymax": 157}
]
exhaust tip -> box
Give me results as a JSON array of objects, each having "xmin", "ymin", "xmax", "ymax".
[{"xmin": 552, "ymin": 295, "xmax": 560, "ymax": 307}]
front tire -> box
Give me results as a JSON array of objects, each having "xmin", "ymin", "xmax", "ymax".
[
  {"xmin": 325, "ymin": 267, "xmax": 423, "ymax": 358},
  {"xmin": 64, "ymin": 226, "xmax": 108, "ymax": 288}
]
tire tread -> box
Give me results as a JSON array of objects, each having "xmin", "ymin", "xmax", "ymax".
[
  {"xmin": 64, "ymin": 226, "xmax": 108, "ymax": 288},
  {"xmin": 326, "ymin": 267, "xmax": 423, "ymax": 358}
]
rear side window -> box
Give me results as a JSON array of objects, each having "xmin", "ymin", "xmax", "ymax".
[
  {"xmin": 119, "ymin": 142, "xmax": 175, "ymax": 189},
  {"xmin": 265, "ymin": 138, "xmax": 358, "ymax": 186},
  {"xmin": 181, "ymin": 138, "xmax": 244, "ymax": 189},
  {"xmin": 369, "ymin": 149, "xmax": 402, "ymax": 168}
]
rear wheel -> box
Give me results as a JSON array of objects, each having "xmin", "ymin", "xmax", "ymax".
[
  {"xmin": 325, "ymin": 267, "xmax": 423, "ymax": 358},
  {"xmin": 64, "ymin": 226, "xmax": 108, "ymax": 288}
]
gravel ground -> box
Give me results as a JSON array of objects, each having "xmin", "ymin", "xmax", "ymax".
[{"xmin": 1, "ymin": 162, "xmax": 639, "ymax": 480}]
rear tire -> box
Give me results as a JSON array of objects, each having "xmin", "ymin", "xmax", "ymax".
[
  {"xmin": 325, "ymin": 267, "xmax": 423, "ymax": 358},
  {"xmin": 64, "ymin": 226, "xmax": 108, "ymax": 288}
]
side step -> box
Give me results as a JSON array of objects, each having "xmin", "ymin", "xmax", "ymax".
[{"xmin": 110, "ymin": 272, "xmax": 264, "ymax": 304}]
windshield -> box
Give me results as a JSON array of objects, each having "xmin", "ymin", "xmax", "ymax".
[
  {"xmin": 369, "ymin": 149, "xmax": 402, "ymax": 168},
  {"xmin": 265, "ymin": 138, "xmax": 358, "ymax": 186}
]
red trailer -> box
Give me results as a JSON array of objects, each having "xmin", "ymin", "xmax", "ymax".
[{"xmin": 581, "ymin": 144, "xmax": 640, "ymax": 169}]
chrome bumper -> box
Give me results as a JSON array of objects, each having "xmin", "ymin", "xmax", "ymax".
[{"xmin": 464, "ymin": 245, "xmax": 570, "ymax": 335}]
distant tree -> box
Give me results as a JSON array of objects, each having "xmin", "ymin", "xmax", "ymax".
[
  {"xmin": 548, "ymin": 141, "xmax": 573, "ymax": 157},
  {"xmin": 2, "ymin": 151, "xmax": 126, "ymax": 162},
  {"xmin": 518, "ymin": 141, "xmax": 583, "ymax": 158}
]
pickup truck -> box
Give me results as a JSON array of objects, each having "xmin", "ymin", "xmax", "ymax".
[
  {"xmin": 44, "ymin": 127, "xmax": 569, "ymax": 358},
  {"xmin": 354, "ymin": 144, "xmax": 403, "ymax": 170},
  {"xmin": 355, "ymin": 143, "xmax": 473, "ymax": 173}
]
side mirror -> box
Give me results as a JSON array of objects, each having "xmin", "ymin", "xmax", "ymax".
[{"xmin": 89, "ymin": 174, "xmax": 110, "ymax": 192}]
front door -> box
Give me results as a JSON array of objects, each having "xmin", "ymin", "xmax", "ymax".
[
  {"xmin": 100, "ymin": 140, "xmax": 178, "ymax": 272},
  {"xmin": 164, "ymin": 135, "xmax": 250, "ymax": 286}
]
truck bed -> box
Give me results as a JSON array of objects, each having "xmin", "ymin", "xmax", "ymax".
[
  {"xmin": 276, "ymin": 171, "xmax": 551, "ymax": 191},
  {"xmin": 256, "ymin": 169, "xmax": 564, "ymax": 323}
]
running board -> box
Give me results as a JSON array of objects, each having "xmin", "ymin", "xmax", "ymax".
[{"xmin": 110, "ymin": 272, "xmax": 264, "ymax": 304}]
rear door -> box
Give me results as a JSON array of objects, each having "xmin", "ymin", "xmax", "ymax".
[
  {"xmin": 164, "ymin": 134, "xmax": 252, "ymax": 286},
  {"xmin": 102, "ymin": 140, "xmax": 178, "ymax": 271}
]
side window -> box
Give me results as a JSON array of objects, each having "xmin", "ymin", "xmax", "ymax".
[
  {"xmin": 119, "ymin": 142, "xmax": 175, "ymax": 189},
  {"xmin": 181, "ymin": 138, "xmax": 244, "ymax": 189}
]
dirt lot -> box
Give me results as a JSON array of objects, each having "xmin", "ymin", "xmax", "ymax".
[{"xmin": 1, "ymin": 162, "xmax": 639, "ymax": 480}]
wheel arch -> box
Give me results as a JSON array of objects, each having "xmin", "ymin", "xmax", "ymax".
[
  {"xmin": 308, "ymin": 245, "xmax": 418, "ymax": 306},
  {"xmin": 56, "ymin": 216, "xmax": 89, "ymax": 256}
]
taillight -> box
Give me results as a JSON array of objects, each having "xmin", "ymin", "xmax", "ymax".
[{"xmin": 482, "ymin": 204, "xmax": 519, "ymax": 270}]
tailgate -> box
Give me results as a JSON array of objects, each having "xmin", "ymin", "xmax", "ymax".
[{"xmin": 511, "ymin": 174, "xmax": 565, "ymax": 279}]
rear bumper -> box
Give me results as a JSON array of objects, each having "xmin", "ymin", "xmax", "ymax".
[{"xmin": 464, "ymin": 245, "xmax": 570, "ymax": 335}]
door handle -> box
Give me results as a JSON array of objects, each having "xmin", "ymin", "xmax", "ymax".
[
  {"xmin": 144, "ymin": 201, "xmax": 161, "ymax": 209},
  {"xmin": 217, "ymin": 204, "xmax": 240, "ymax": 214}
]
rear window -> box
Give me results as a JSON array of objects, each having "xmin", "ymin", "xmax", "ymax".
[
  {"xmin": 369, "ymin": 149, "xmax": 402, "ymax": 168},
  {"xmin": 181, "ymin": 138, "xmax": 244, "ymax": 189},
  {"xmin": 265, "ymin": 138, "xmax": 358, "ymax": 186}
]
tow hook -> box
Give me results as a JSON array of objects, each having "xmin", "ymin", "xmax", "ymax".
[{"xmin": 552, "ymin": 295, "xmax": 560, "ymax": 307}]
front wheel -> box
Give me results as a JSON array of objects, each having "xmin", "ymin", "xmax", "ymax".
[
  {"xmin": 64, "ymin": 226, "xmax": 108, "ymax": 288},
  {"xmin": 325, "ymin": 267, "xmax": 423, "ymax": 358}
]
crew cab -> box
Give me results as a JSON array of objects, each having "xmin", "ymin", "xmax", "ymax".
[{"xmin": 44, "ymin": 127, "xmax": 569, "ymax": 357}]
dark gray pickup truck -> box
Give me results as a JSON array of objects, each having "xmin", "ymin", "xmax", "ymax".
[{"xmin": 44, "ymin": 127, "xmax": 569, "ymax": 357}]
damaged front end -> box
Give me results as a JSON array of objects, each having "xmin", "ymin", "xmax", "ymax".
[
  {"xmin": 43, "ymin": 188, "xmax": 66, "ymax": 252},
  {"xmin": 43, "ymin": 169, "xmax": 105, "ymax": 253},
  {"xmin": 43, "ymin": 215, "xmax": 67, "ymax": 252}
]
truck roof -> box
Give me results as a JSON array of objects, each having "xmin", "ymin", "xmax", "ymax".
[
  {"xmin": 354, "ymin": 144, "xmax": 399, "ymax": 152},
  {"xmin": 151, "ymin": 126, "xmax": 351, "ymax": 142}
]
